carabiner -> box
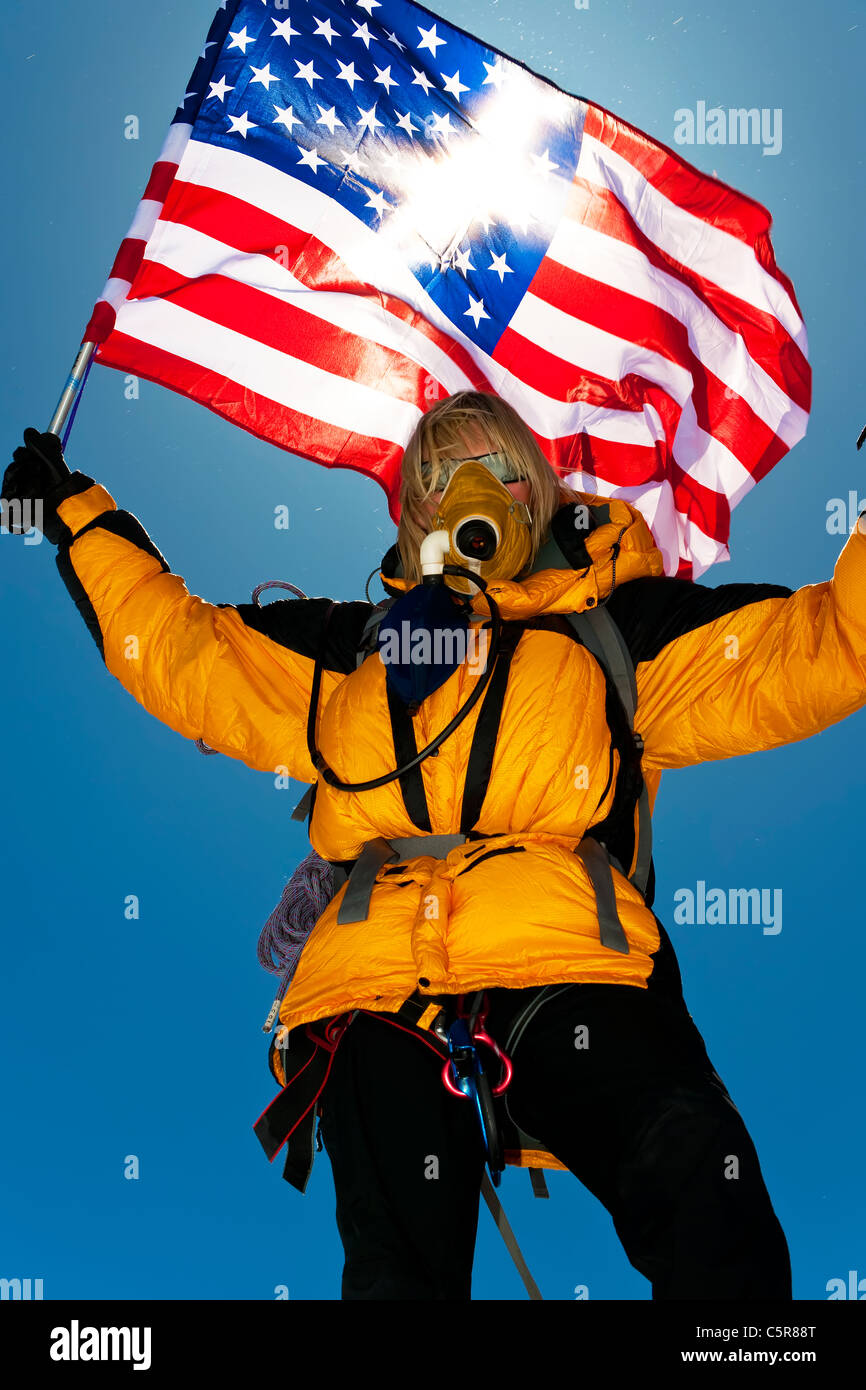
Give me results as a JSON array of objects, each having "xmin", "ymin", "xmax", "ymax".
[{"xmin": 442, "ymin": 992, "xmax": 513, "ymax": 1097}]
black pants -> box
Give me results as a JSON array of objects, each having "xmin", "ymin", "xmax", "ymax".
[{"xmin": 318, "ymin": 978, "xmax": 792, "ymax": 1300}]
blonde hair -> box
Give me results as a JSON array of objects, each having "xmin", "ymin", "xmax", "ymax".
[{"xmin": 397, "ymin": 391, "xmax": 583, "ymax": 586}]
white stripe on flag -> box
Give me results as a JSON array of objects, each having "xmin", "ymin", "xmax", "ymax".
[
  {"xmin": 547, "ymin": 214, "xmax": 808, "ymax": 446},
  {"xmin": 111, "ymin": 296, "xmax": 421, "ymax": 441},
  {"xmin": 577, "ymin": 134, "xmax": 808, "ymax": 351},
  {"xmin": 141, "ymin": 218, "xmax": 478, "ymax": 396},
  {"xmin": 515, "ymin": 290, "xmax": 756, "ymax": 501}
]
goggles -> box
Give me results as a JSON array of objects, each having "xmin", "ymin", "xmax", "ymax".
[{"xmin": 420, "ymin": 450, "xmax": 525, "ymax": 490}]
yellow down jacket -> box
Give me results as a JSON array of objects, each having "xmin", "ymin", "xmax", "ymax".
[{"xmin": 51, "ymin": 474, "xmax": 866, "ymax": 1046}]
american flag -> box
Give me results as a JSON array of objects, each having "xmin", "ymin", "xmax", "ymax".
[{"xmin": 83, "ymin": 0, "xmax": 810, "ymax": 579}]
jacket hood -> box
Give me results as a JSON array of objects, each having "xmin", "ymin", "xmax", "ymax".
[{"xmin": 378, "ymin": 492, "xmax": 665, "ymax": 619}]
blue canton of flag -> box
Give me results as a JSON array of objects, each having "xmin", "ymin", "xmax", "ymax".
[{"xmin": 174, "ymin": 0, "xmax": 586, "ymax": 357}]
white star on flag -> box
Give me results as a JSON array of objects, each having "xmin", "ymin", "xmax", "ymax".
[
  {"xmin": 341, "ymin": 148, "xmax": 364, "ymax": 174},
  {"xmin": 227, "ymin": 26, "xmax": 253, "ymax": 54},
  {"xmin": 271, "ymin": 17, "xmax": 299, "ymax": 45},
  {"xmin": 336, "ymin": 60, "xmax": 362, "ymax": 89},
  {"xmin": 294, "ymin": 59, "xmax": 322, "ymax": 88},
  {"xmin": 297, "ymin": 147, "xmax": 326, "ymax": 174},
  {"xmin": 273, "ymin": 103, "xmax": 301, "ymax": 133},
  {"xmin": 227, "ymin": 110, "xmax": 256, "ymax": 138},
  {"xmin": 365, "ymin": 189, "xmax": 392, "ymax": 218},
  {"xmin": 417, "ymin": 23, "xmax": 446, "ymax": 55},
  {"xmin": 250, "ymin": 64, "xmax": 278, "ymax": 90},
  {"xmin": 464, "ymin": 295, "xmax": 490, "ymax": 326},
  {"xmin": 395, "ymin": 110, "xmax": 419, "ymax": 138},
  {"xmin": 316, "ymin": 104, "xmax": 344, "ymax": 134},
  {"xmin": 482, "ymin": 58, "xmax": 508, "ymax": 87},
  {"xmin": 207, "ymin": 76, "xmax": 233, "ymax": 102},
  {"xmin": 410, "ymin": 67, "xmax": 435, "ymax": 94},
  {"xmin": 531, "ymin": 149, "xmax": 559, "ymax": 176},
  {"xmin": 440, "ymin": 70, "xmax": 469, "ymax": 100},
  {"xmin": 352, "ymin": 22, "xmax": 377, "ymax": 49},
  {"xmin": 356, "ymin": 103, "xmax": 384, "ymax": 134},
  {"xmin": 312, "ymin": 16, "xmax": 340, "ymax": 45},
  {"xmin": 374, "ymin": 65, "xmax": 399, "ymax": 93},
  {"xmin": 427, "ymin": 112, "xmax": 453, "ymax": 138},
  {"xmin": 489, "ymin": 251, "xmax": 514, "ymax": 282}
]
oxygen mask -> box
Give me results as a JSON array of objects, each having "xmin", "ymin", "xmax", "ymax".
[{"xmin": 419, "ymin": 454, "xmax": 533, "ymax": 594}]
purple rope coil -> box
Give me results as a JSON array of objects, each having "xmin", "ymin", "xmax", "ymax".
[{"xmin": 257, "ymin": 849, "xmax": 338, "ymax": 1005}]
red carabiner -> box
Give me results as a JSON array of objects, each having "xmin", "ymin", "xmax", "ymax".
[
  {"xmin": 470, "ymin": 1022, "xmax": 513, "ymax": 1096},
  {"xmin": 442, "ymin": 993, "xmax": 513, "ymax": 1098},
  {"xmin": 441, "ymin": 1059, "xmax": 468, "ymax": 1099},
  {"xmin": 307, "ymin": 1012, "xmax": 355, "ymax": 1052}
]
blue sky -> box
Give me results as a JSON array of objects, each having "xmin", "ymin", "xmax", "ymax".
[{"xmin": 1, "ymin": 0, "xmax": 864, "ymax": 1301}]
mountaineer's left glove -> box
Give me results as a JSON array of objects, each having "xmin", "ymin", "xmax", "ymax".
[{"xmin": 2, "ymin": 428, "xmax": 75, "ymax": 544}]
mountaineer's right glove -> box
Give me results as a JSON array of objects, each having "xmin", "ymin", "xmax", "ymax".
[{"xmin": 2, "ymin": 428, "xmax": 77, "ymax": 544}]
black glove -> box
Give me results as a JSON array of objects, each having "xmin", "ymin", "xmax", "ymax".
[{"xmin": 2, "ymin": 428, "xmax": 74, "ymax": 544}]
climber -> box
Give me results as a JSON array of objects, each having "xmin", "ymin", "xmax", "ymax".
[{"xmin": 5, "ymin": 391, "xmax": 866, "ymax": 1301}]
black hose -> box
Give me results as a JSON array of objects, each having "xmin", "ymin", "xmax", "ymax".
[{"xmin": 312, "ymin": 565, "xmax": 502, "ymax": 793}]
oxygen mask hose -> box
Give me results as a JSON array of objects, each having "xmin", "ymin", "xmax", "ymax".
[{"xmin": 311, "ymin": 562, "xmax": 501, "ymax": 793}]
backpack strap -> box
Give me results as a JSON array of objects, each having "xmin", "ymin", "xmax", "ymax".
[
  {"xmin": 531, "ymin": 514, "xmax": 653, "ymax": 900},
  {"xmin": 565, "ymin": 607, "xmax": 653, "ymax": 897},
  {"xmin": 356, "ymin": 596, "xmax": 398, "ymax": 668}
]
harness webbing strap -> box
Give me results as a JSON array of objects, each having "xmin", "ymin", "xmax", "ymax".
[
  {"xmin": 529, "ymin": 1169, "xmax": 550, "ymax": 1199},
  {"xmin": 254, "ymin": 996, "xmax": 547, "ymax": 1297},
  {"xmin": 336, "ymin": 834, "xmax": 470, "ymax": 924},
  {"xmin": 336, "ymin": 838, "xmax": 399, "ymax": 924},
  {"xmin": 566, "ymin": 606, "xmax": 653, "ymax": 896},
  {"xmin": 254, "ymin": 1013, "xmax": 354, "ymax": 1191},
  {"xmin": 481, "ymin": 1172, "xmax": 544, "ymax": 1300},
  {"xmin": 574, "ymin": 838, "xmax": 630, "ymax": 954}
]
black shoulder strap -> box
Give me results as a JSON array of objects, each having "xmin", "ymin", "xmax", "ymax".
[{"xmin": 459, "ymin": 622, "xmax": 524, "ymax": 833}]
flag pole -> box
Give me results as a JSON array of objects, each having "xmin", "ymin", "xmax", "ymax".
[{"xmin": 47, "ymin": 340, "xmax": 98, "ymax": 444}]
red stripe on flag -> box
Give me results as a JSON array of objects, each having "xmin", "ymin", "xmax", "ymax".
[
  {"xmin": 526, "ymin": 255, "xmax": 788, "ymax": 474},
  {"xmin": 551, "ymin": 424, "xmax": 731, "ymax": 546},
  {"xmin": 131, "ymin": 260, "xmax": 446, "ymax": 411},
  {"xmin": 492, "ymin": 324, "xmax": 683, "ymax": 445},
  {"xmin": 94, "ymin": 330, "xmax": 407, "ymax": 515},
  {"xmin": 582, "ymin": 103, "xmax": 805, "ymax": 317},
  {"xmin": 562, "ymin": 176, "xmax": 810, "ymax": 414},
  {"xmin": 142, "ymin": 159, "xmax": 180, "ymax": 205},
  {"xmin": 153, "ymin": 179, "xmax": 494, "ymax": 392}
]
